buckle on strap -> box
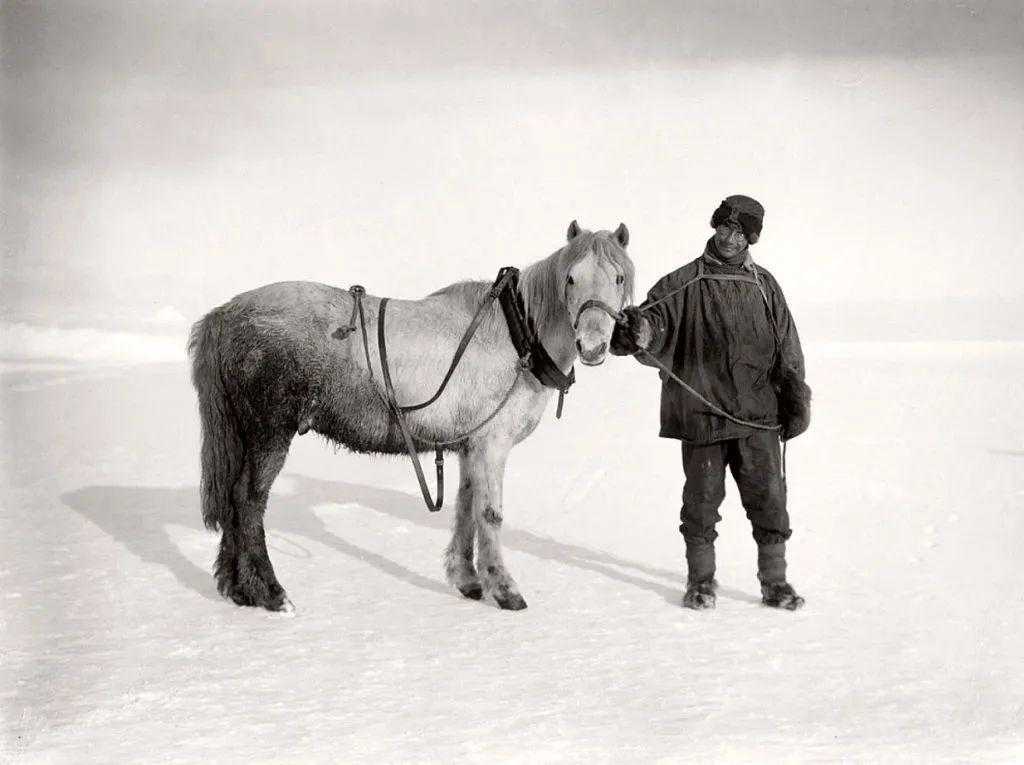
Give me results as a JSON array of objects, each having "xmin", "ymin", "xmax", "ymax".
[
  {"xmin": 334, "ymin": 285, "xmax": 367, "ymax": 340},
  {"xmin": 491, "ymin": 267, "xmax": 519, "ymax": 298}
]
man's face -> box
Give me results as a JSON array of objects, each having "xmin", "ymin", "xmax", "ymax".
[{"xmin": 713, "ymin": 221, "xmax": 747, "ymax": 255}]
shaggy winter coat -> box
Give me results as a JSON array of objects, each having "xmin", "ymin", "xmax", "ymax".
[{"xmin": 613, "ymin": 241, "xmax": 810, "ymax": 444}]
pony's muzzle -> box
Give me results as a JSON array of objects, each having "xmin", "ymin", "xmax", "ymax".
[
  {"xmin": 576, "ymin": 338, "xmax": 608, "ymax": 365},
  {"xmin": 574, "ymin": 301, "xmax": 618, "ymax": 365}
]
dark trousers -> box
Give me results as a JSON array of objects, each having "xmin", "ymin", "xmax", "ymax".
[{"xmin": 680, "ymin": 431, "xmax": 792, "ymax": 546}]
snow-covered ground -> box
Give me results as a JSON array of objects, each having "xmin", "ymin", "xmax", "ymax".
[{"xmin": 2, "ymin": 342, "xmax": 1023, "ymax": 763}]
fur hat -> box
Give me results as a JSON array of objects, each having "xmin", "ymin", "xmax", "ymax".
[{"xmin": 710, "ymin": 195, "xmax": 764, "ymax": 244}]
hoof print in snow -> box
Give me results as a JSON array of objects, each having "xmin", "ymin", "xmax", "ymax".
[{"xmin": 761, "ymin": 582, "xmax": 804, "ymax": 611}]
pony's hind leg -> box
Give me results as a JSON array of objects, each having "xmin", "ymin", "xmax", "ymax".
[
  {"xmin": 467, "ymin": 442, "xmax": 526, "ymax": 610},
  {"xmin": 216, "ymin": 435, "xmax": 293, "ymax": 612},
  {"xmin": 444, "ymin": 453, "xmax": 481, "ymax": 599}
]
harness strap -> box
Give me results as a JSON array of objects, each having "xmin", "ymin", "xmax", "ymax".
[
  {"xmin": 496, "ymin": 267, "xmax": 575, "ymax": 406},
  {"xmin": 398, "ymin": 268, "xmax": 517, "ymax": 412},
  {"xmin": 368, "ymin": 281, "xmax": 526, "ymax": 513},
  {"xmin": 643, "ymin": 260, "xmax": 770, "ymax": 313},
  {"xmin": 342, "ymin": 267, "xmax": 574, "ymax": 512},
  {"xmin": 378, "ymin": 297, "xmax": 445, "ymax": 512},
  {"xmin": 412, "ymin": 364, "xmax": 525, "ymax": 448},
  {"xmin": 333, "ymin": 285, "xmax": 364, "ymax": 340}
]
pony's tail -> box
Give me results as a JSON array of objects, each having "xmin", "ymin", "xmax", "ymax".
[{"xmin": 188, "ymin": 309, "xmax": 244, "ymax": 532}]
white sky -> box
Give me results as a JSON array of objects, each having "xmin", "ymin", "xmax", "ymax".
[{"xmin": 3, "ymin": 2, "xmax": 1022, "ymax": 335}]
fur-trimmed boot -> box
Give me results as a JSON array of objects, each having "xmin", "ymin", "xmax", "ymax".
[
  {"xmin": 682, "ymin": 539, "xmax": 717, "ymax": 610},
  {"xmin": 757, "ymin": 542, "xmax": 804, "ymax": 610}
]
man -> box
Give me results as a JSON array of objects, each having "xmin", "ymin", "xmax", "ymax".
[{"xmin": 611, "ymin": 195, "xmax": 811, "ymax": 610}]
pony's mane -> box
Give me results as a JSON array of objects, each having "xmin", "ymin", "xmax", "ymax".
[
  {"xmin": 428, "ymin": 229, "xmax": 635, "ymax": 339},
  {"xmin": 518, "ymin": 230, "xmax": 635, "ymax": 339}
]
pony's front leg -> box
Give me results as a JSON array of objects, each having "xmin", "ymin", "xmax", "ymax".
[
  {"xmin": 443, "ymin": 452, "xmax": 482, "ymax": 600},
  {"xmin": 467, "ymin": 442, "xmax": 526, "ymax": 610}
]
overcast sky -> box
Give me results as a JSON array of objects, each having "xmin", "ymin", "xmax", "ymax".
[{"xmin": 3, "ymin": 1, "xmax": 1022, "ymax": 337}]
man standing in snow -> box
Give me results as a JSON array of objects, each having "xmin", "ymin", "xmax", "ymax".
[{"xmin": 611, "ymin": 195, "xmax": 811, "ymax": 610}]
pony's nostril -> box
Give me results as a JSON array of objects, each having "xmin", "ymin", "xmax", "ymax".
[
  {"xmin": 575, "ymin": 339, "xmax": 583, "ymax": 352},
  {"xmin": 580, "ymin": 341, "xmax": 607, "ymax": 363}
]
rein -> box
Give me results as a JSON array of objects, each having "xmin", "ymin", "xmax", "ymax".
[{"xmin": 341, "ymin": 267, "xmax": 573, "ymax": 513}]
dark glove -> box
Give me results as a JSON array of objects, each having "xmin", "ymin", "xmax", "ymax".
[
  {"xmin": 610, "ymin": 306, "xmax": 650, "ymax": 355},
  {"xmin": 776, "ymin": 372, "xmax": 812, "ymax": 441}
]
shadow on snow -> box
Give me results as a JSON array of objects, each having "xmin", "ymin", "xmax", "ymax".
[{"xmin": 61, "ymin": 474, "xmax": 762, "ymax": 609}]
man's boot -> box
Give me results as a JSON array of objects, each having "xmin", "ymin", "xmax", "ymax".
[
  {"xmin": 757, "ymin": 542, "xmax": 804, "ymax": 610},
  {"xmin": 682, "ymin": 539, "xmax": 717, "ymax": 610}
]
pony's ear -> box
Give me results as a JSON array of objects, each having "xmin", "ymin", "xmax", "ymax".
[
  {"xmin": 613, "ymin": 223, "xmax": 629, "ymax": 247},
  {"xmin": 567, "ymin": 219, "xmax": 581, "ymax": 241}
]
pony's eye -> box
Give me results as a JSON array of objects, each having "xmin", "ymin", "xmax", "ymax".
[
  {"xmin": 567, "ymin": 276, "xmax": 575, "ymax": 286},
  {"xmin": 616, "ymin": 274, "xmax": 625, "ymax": 285}
]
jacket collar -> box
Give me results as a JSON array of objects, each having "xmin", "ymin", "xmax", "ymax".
[{"xmin": 703, "ymin": 238, "xmax": 754, "ymax": 271}]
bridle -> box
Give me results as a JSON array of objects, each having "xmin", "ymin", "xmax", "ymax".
[
  {"xmin": 572, "ymin": 298, "xmax": 625, "ymax": 330},
  {"xmin": 567, "ymin": 266, "xmax": 628, "ymax": 330}
]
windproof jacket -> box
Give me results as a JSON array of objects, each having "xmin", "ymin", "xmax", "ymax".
[{"xmin": 615, "ymin": 241, "xmax": 807, "ymax": 444}]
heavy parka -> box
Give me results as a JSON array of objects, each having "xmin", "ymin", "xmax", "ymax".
[{"xmin": 612, "ymin": 240, "xmax": 810, "ymax": 445}]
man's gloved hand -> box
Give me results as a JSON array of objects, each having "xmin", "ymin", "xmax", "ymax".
[
  {"xmin": 610, "ymin": 306, "xmax": 652, "ymax": 355},
  {"xmin": 776, "ymin": 373, "xmax": 812, "ymax": 441}
]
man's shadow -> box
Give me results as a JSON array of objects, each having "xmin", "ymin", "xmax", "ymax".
[{"xmin": 62, "ymin": 474, "xmax": 761, "ymax": 608}]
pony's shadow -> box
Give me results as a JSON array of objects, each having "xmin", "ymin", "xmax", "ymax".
[{"xmin": 61, "ymin": 474, "xmax": 761, "ymax": 608}]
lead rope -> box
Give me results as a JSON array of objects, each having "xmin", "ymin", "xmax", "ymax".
[
  {"xmin": 782, "ymin": 438, "xmax": 787, "ymax": 484},
  {"xmin": 629, "ymin": 264, "xmax": 789, "ymax": 478},
  {"xmin": 631, "ymin": 262, "xmax": 784, "ymax": 434},
  {"xmin": 633, "ymin": 348, "xmax": 782, "ymax": 432}
]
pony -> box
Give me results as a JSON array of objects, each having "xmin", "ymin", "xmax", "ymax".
[{"xmin": 188, "ymin": 220, "xmax": 635, "ymax": 612}]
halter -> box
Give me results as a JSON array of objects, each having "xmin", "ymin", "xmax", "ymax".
[{"xmin": 572, "ymin": 298, "xmax": 625, "ymax": 330}]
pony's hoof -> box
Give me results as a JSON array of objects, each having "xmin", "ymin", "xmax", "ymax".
[
  {"xmin": 271, "ymin": 595, "xmax": 296, "ymax": 614},
  {"xmin": 495, "ymin": 592, "xmax": 528, "ymax": 611},
  {"xmin": 227, "ymin": 584, "xmax": 293, "ymax": 614},
  {"xmin": 458, "ymin": 583, "xmax": 483, "ymax": 600}
]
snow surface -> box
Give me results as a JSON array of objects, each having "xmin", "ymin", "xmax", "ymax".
[{"xmin": 2, "ymin": 343, "xmax": 1023, "ymax": 763}]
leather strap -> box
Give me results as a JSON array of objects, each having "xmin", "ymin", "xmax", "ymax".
[
  {"xmin": 398, "ymin": 268, "xmax": 517, "ymax": 412},
  {"xmin": 496, "ymin": 267, "xmax": 575, "ymax": 408},
  {"xmin": 573, "ymin": 298, "xmax": 624, "ymax": 329},
  {"xmin": 374, "ymin": 277, "xmax": 522, "ymax": 513},
  {"xmin": 345, "ymin": 266, "xmax": 571, "ymax": 512},
  {"xmin": 378, "ymin": 297, "xmax": 444, "ymax": 512}
]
